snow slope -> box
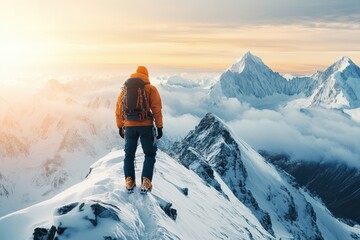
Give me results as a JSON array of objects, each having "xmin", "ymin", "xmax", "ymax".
[
  {"xmin": 0, "ymin": 149, "xmax": 273, "ymax": 240},
  {"xmin": 1, "ymin": 112, "xmax": 359, "ymax": 239},
  {"xmin": 262, "ymin": 154, "xmax": 360, "ymax": 225},
  {"xmin": 169, "ymin": 113, "xmax": 360, "ymax": 240}
]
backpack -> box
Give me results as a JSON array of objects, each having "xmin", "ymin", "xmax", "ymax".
[{"xmin": 121, "ymin": 78, "xmax": 153, "ymax": 121}]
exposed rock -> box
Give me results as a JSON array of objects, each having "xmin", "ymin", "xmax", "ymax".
[
  {"xmin": 160, "ymin": 202, "xmax": 177, "ymax": 221},
  {"xmin": 33, "ymin": 225, "xmax": 57, "ymax": 240},
  {"xmin": 32, "ymin": 200, "xmax": 121, "ymax": 239},
  {"xmin": 169, "ymin": 113, "xmax": 273, "ymax": 234},
  {"xmin": 48, "ymin": 226, "xmax": 57, "ymax": 240},
  {"xmin": 56, "ymin": 202, "xmax": 79, "ymax": 215},
  {"xmin": 33, "ymin": 227, "xmax": 48, "ymax": 240},
  {"xmin": 91, "ymin": 202, "xmax": 120, "ymax": 221},
  {"xmin": 180, "ymin": 187, "xmax": 188, "ymax": 196}
]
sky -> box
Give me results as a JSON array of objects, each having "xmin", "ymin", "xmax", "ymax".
[{"xmin": 1, "ymin": 0, "xmax": 360, "ymax": 83}]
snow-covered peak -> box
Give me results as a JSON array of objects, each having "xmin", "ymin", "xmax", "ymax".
[
  {"xmin": 229, "ymin": 51, "xmax": 267, "ymax": 73},
  {"xmin": 311, "ymin": 56, "xmax": 360, "ymax": 108},
  {"xmin": 282, "ymin": 74, "xmax": 296, "ymax": 81},
  {"xmin": 169, "ymin": 112, "xmax": 360, "ymax": 239},
  {"xmin": 322, "ymin": 56, "xmax": 358, "ymax": 78},
  {"xmin": 334, "ymin": 56, "xmax": 353, "ymax": 72},
  {"xmin": 37, "ymin": 79, "xmax": 72, "ymax": 101},
  {"xmin": 43, "ymin": 79, "xmax": 69, "ymax": 93},
  {"xmin": 210, "ymin": 52, "xmax": 318, "ymax": 104}
]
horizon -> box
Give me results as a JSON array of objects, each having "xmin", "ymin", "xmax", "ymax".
[
  {"xmin": 1, "ymin": 52, "xmax": 357, "ymax": 88},
  {"xmin": 1, "ymin": 1, "xmax": 360, "ymax": 85}
]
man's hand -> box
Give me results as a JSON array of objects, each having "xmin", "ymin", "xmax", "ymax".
[
  {"xmin": 119, "ymin": 128, "xmax": 124, "ymax": 139},
  {"xmin": 157, "ymin": 127, "xmax": 163, "ymax": 139}
]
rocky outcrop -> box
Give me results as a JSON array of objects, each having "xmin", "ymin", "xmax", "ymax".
[
  {"xmin": 169, "ymin": 113, "xmax": 273, "ymax": 234},
  {"xmin": 32, "ymin": 200, "xmax": 121, "ymax": 240},
  {"xmin": 169, "ymin": 113, "xmax": 325, "ymax": 239}
]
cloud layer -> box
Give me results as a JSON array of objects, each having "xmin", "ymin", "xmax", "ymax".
[
  {"xmin": 228, "ymin": 107, "xmax": 360, "ymax": 168},
  {"xmin": 157, "ymin": 78, "xmax": 360, "ymax": 169}
]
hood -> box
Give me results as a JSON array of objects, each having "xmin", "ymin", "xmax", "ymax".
[{"xmin": 130, "ymin": 66, "xmax": 150, "ymax": 83}]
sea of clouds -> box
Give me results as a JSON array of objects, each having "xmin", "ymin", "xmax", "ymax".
[
  {"xmin": 1, "ymin": 73, "xmax": 360, "ymax": 169},
  {"xmin": 155, "ymin": 76, "xmax": 360, "ymax": 169}
]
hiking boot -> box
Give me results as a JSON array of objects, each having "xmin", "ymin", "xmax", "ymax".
[
  {"xmin": 125, "ymin": 177, "xmax": 136, "ymax": 193},
  {"xmin": 140, "ymin": 177, "xmax": 152, "ymax": 194}
]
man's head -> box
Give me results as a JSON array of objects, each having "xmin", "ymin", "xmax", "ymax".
[{"xmin": 136, "ymin": 66, "xmax": 148, "ymax": 77}]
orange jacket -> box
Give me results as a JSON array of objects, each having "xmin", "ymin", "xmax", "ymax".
[{"xmin": 115, "ymin": 66, "xmax": 163, "ymax": 129}]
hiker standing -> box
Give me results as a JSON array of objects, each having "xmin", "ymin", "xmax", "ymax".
[{"xmin": 115, "ymin": 66, "xmax": 163, "ymax": 194}]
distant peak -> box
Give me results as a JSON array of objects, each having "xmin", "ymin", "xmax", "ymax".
[
  {"xmin": 42, "ymin": 79, "xmax": 69, "ymax": 93},
  {"xmin": 238, "ymin": 51, "xmax": 262, "ymax": 63},
  {"xmin": 229, "ymin": 52, "xmax": 266, "ymax": 73},
  {"xmin": 243, "ymin": 51, "xmax": 253, "ymax": 57},
  {"xmin": 337, "ymin": 56, "xmax": 353, "ymax": 66},
  {"xmin": 329, "ymin": 56, "xmax": 356, "ymax": 73},
  {"xmin": 338, "ymin": 56, "xmax": 351, "ymax": 62},
  {"xmin": 46, "ymin": 79, "xmax": 61, "ymax": 85}
]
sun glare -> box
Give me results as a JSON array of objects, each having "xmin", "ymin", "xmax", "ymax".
[
  {"xmin": 0, "ymin": 28, "xmax": 51, "ymax": 85},
  {"xmin": 1, "ymin": 32, "xmax": 48, "ymax": 65}
]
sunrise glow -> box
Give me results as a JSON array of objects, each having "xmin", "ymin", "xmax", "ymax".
[{"xmin": 1, "ymin": 0, "xmax": 360, "ymax": 83}]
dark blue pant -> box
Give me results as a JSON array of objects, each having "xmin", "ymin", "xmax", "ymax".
[{"xmin": 124, "ymin": 126, "xmax": 157, "ymax": 181}]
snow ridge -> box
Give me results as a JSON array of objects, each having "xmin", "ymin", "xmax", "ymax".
[
  {"xmin": 0, "ymin": 149, "xmax": 273, "ymax": 240},
  {"xmin": 169, "ymin": 112, "xmax": 360, "ymax": 240}
]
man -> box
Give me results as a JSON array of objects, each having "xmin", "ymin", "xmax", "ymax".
[{"xmin": 115, "ymin": 66, "xmax": 163, "ymax": 194}]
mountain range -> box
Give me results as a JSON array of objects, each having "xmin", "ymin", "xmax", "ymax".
[
  {"xmin": 1, "ymin": 52, "xmax": 359, "ymax": 239},
  {"xmin": 1, "ymin": 113, "xmax": 359, "ymax": 240},
  {"xmin": 0, "ymin": 79, "xmax": 121, "ymax": 216},
  {"xmin": 206, "ymin": 52, "xmax": 360, "ymax": 225},
  {"xmin": 209, "ymin": 52, "xmax": 360, "ymax": 110}
]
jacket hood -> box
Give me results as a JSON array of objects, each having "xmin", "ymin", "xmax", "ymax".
[{"xmin": 130, "ymin": 66, "xmax": 150, "ymax": 83}]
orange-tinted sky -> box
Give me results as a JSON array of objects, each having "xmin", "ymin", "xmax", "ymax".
[{"xmin": 1, "ymin": 0, "xmax": 360, "ymax": 83}]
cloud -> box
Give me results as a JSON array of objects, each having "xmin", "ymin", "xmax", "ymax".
[
  {"xmin": 156, "ymin": 77, "xmax": 360, "ymax": 169},
  {"xmin": 110, "ymin": 0, "xmax": 360, "ymax": 27},
  {"xmin": 3, "ymin": 73, "xmax": 360, "ymax": 169},
  {"xmin": 163, "ymin": 113, "xmax": 201, "ymax": 138},
  {"xmin": 227, "ymin": 107, "xmax": 360, "ymax": 168}
]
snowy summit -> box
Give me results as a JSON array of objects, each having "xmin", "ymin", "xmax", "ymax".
[
  {"xmin": 311, "ymin": 55, "xmax": 360, "ymax": 108},
  {"xmin": 228, "ymin": 51, "xmax": 267, "ymax": 73}
]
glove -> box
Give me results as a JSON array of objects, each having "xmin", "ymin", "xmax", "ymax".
[
  {"xmin": 119, "ymin": 128, "xmax": 124, "ymax": 139},
  {"xmin": 157, "ymin": 127, "xmax": 163, "ymax": 139}
]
